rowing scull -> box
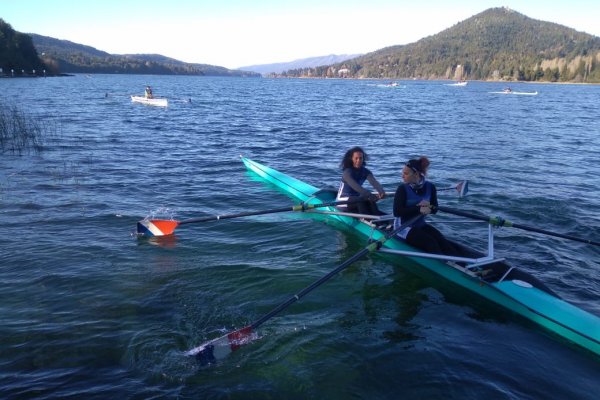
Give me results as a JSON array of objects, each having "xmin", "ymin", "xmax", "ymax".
[{"xmin": 240, "ymin": 156, "xmax": 600, "ymax": 357}]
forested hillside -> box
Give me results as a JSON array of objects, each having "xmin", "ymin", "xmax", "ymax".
[
  {"xmin": 0, "ymin": 19, "xmax": 48, "ymax": 75},
  {"xmin": 277, "ymin": 7, "xmax": 600, "ymax": 83},
  {"xmin": 30, "ymin": 34, "xmax": 259, "ymax": 77}
]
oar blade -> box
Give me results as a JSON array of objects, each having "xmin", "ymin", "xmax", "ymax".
[
  {"xmin": 136, "ymin": 219, "xmax": 179, "ymax": 236},
  {"xmin": 456, "ymin": 180, "xmax": 469, "ymax": 197},
  {"xmin": 186, "ymin": 326, "xmax": 255, "ymax": 365}
]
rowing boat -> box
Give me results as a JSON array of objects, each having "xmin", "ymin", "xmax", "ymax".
[
  {"xmin": 131, "ymin": 95, "xmax": 168, "ymax": 107},
  {"xmin": 241, "ymin": 156, "xmax": 600, "ymax": 357}
]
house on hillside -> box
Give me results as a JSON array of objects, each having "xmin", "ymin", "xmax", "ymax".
[{"xmin": 338, "ymin": 68, "xmax": 350, "ymax": 78}]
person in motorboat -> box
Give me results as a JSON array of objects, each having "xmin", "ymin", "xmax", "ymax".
[
  {"xmin": 392, "ymin": 156, "xmax": 461, "ymax": 256},
  {"xmin": 503, "ymin": 87, "xmax": 512, "ymax": 93},
  {"xmin": 145, "ymin": 86, "xmax": 154, "ymax": 99},
  {"xmin": 336, "ymin": 146, "xmax": 386, "ymax": 215}
]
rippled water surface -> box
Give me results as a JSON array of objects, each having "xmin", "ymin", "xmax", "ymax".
[{"xmin": 1, "ymin": 75, "xmax": 599, "ymax": 399}]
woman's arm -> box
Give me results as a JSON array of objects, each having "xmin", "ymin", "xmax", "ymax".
[{"xmin": 366, "ymin": 173, "xmax": 385, "ymax": 198}]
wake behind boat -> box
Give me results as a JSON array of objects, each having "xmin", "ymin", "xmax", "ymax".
[
  {"xmin": 490, "ymin": 90, "xmax": 538, "ymax": 96},
  {"xmin": 374, "ymin": 82, "xmax": 405, "ymax": 88},
  {"xmin": 445, "ymin": 81, "xmax": 468, "ymax": 86},
  {"xmin": 131, "ymin": 95, "xmax": 168, "ymax": 107},
  {"xmin": 236, "ymin": 157, "xmax": 600, "ymax": 358}
]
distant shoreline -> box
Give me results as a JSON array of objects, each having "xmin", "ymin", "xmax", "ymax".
[
  {"xmin": 2, "ymin": 73, "xmax": 597, "ymax": 85},
  {"xmin": 267, "ymin": 76, "xmax": 600, "ymax": 85}
]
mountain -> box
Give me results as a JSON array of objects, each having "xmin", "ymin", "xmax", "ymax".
[
  {"xmin": 275, "ymin": 7, "xmax": 600, "ymax": 83},
  {"xmin": 239, "ymin": 54, "xmax": 362, "ymax": 75},
  {"xmin": 0, "ymin": 19, "xmax": 47, "ymax": 75},
  {"xmin": 29, "ymin": 34, "xmax": 260, "ymax": 77}
]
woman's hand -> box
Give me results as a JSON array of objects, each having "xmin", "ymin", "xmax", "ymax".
[
  {"xmin": 418, "ymin": 200, "xmax": 431, "ymax": 215},
  {"xmin": 419, "ymin": 205, "xmax": 431, "ymax": 215},
  {"xmin": 370, "ymin": 191, "xmax": 385, "ymax": 202}
]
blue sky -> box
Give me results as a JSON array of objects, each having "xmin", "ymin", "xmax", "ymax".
[{"xmin": 2, "ymin": 0, "xmax": 599, "ymax": 69}]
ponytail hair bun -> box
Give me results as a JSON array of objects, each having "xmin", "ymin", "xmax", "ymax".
[
  {"xmin": 418, "ymin": 156, "xmax": 430, "ymax": 174},
  {"xmin": 406, "ymin": 156, "xmax": 430, "ymax": 176}
]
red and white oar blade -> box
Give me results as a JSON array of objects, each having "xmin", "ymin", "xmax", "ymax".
[
  {"xmin": 136, "ymin": 219, "xmax": 179, "ymax": 236},
  {"xmin": 185, "ymin": 326, "xmax": 255, "ymax": 366},
  {"xmin": 456, "ymin": 180, "xmax": 469, "ymax": 197}
]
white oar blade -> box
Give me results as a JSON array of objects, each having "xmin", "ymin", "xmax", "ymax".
[
  {"xmin": 457, "ymin": 180, "xmax": 469, "ymax": 197},
  {"xmin": 186, "ymin": 326, "xmax": 255, "ymax": 365}
]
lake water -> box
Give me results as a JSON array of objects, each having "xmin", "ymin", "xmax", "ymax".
[{"xmin": 1, "ymin": 75, "xmax": 599, "ymax": 399}]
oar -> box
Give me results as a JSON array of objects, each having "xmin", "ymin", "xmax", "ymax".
[
  {"xmin": 137, "ymin": 199, "xmax": 355, "ymax": 237},
  {"xmin": 436, "ymin": 206, "xmax": 600, "ymax": 246},
  {"xmin": 185, "ymin": 214, "xmax": 424, "ymax": 365},
  {"xmin": 383, "ymin": 180, "xmax": 469, "ymax": 198},
  {"xmin": 438, "ymin": 180, "xmax": 469, "ymax": 197}
]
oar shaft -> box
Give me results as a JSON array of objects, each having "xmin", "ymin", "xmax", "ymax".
[
  {"xmin": 248, "ymin": 214, "xmax": 423, "ymax": 331},
  {"xmin": 383, "ymin": 180, "xmax": 467, "ymax": 197},
  {"xmin": 509, "ymin": 222, "xmax": 600, "ymax": 246},
  {"xmin": 179, "ymin": 206, "xmax": 295, "ymax": 225},
  {"xmin": 437, "ymin": 206, "xmax": 600, "ymax": 247},
  {"xmin": 179, "ymin": 199, "xmax": 352, "ymax": 225},
  {"xmin": 251, "ymin": 246, "xmax": 373, "ymax": 330}
]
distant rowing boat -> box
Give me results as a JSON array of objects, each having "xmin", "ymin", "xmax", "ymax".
[
  {"xmin": 131, "ymin": 95, "xmax": 168, "ymax": 107},
  {"xmin": 240, "ymin": 156, "xmax": 600, "ymax": 357}
]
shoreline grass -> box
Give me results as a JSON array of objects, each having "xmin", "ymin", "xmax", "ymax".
[{"xmin": 0, "ymin": 102, "xmax": 56, "ymax": 155}]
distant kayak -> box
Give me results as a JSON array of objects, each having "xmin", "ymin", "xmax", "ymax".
[
  {"xmin": 131, "ymin": 96, "xmax": 168, "ymax": 107},
  {"xmin": 490, "ymin": 90, "xmax": 538, "ymax": 96}
]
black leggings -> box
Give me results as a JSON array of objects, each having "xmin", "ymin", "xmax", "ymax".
[
  {"xmin": 346, "ymin": 198, "xmax": 384, "ymax": 216},
  {"xmin": 406, "ymin": 224, "xmax": 461, "ymax": 256}
]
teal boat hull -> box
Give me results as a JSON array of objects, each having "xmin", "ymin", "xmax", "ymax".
[{"xmin": 241, "ymin": 156, "xmax": 600, "ymax": 357}]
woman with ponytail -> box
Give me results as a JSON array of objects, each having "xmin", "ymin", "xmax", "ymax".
[{"xmin": 392, "ymin": 157, "xmax": 461, "ymax": 256}]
